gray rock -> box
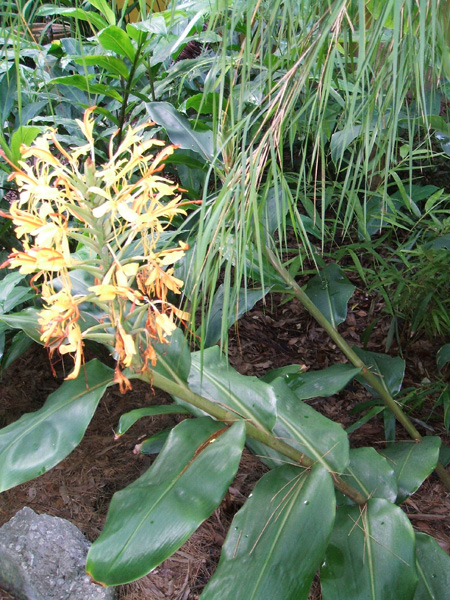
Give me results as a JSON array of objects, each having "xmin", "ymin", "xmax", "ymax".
[{"xmin": 0, "ymin": 507, "xmax": 115, "ymax": 600}]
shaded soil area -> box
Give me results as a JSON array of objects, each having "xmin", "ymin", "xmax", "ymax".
[{"xmin": 1, "ymin": 287, "xmax": 449, "ymax": 599}]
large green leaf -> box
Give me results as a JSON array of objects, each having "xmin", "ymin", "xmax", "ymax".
[
  {"xmin": 37, "ymin": 6, "xmax": 109, "ymax": 30},
  {"xmin": 321, "ymin": 499, "xmax": 418, "ymax": 600},
  {"xmin": 414, "ymin": 532, "xmax": 450, "ymax": 600},
  {"xmin": 98, "ymin": 26, "xmax": 136, "ymax": 62},
  {"xmin": 0, "ymin": 307, "xmax": 44, "ymax": 343},
  {"xmin": 0, "ymin": 360, "xmax": 114, "ymax": 492},
  {"xmin": 51, "ymin": 75, "xmax": 123, "ymax": 102},
  {"xmin": 263, "ymin": 363, "xmax": 361, "ymax": 399},
  {"xmin": 187, "ymin": 346, "xmax": 277, "ymax": 431},
  {"xmin": 86, "ymin": 418, "xmax": 246, "ymax": 585},
  {"xmin": 337, "ymin": 447, "xmax": 398, "ymax": 505},
  {"xmin": 201, "ymin": 464, "xmax": 335, "ymax": 600},
  {"xmin": 304, "ymin": 263, "xmax": 355, "ymax": 328},
  {"xmin": 271, "ymin": 378, "xmax": 350, "ymax": 472},
  {"xmin": 146, "ymin": 102, "xmax": 215, "ymax": 162},
  {"xmin": 74, "ymin": 56, "xmax": 130, "ymax": 80},
  {"xmin": 353, "ymin": 347, "xmax": 405, "ymax": 397},
  {"xmin": 378, "ymin": 437, "xmax": 441, "ymax": 503}
]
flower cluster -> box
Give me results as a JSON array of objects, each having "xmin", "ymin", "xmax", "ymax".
[{"xmin": 1, "ymin": 108, "xmax": 191, "ymax": 389}]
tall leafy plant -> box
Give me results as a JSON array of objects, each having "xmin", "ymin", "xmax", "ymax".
[{"xmin": 1, "ymin": 0, "xmax": 450, "ymax": 597}]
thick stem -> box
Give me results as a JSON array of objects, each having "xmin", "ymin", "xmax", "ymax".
[
  {"xmin": 134, "ymin": 370, "xmax": 368, "ymax": 505},
  {"xmin": 263, "ymin": 245, "xmax": 450, "ymax": 492}
]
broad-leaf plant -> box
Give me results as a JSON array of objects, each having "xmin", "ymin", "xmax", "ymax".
[{"xmin": 0, "ymin": 107, "xmax": 449, "ymax": 600}]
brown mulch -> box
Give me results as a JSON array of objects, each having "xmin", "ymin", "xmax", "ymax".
[{"xmin": 0, "ymin": 287, "xmax": 449, "ymax": 599}]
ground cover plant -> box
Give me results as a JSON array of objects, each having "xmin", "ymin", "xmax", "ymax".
[{"xmin": 1, "ymin": 0, "xmax": 450, "ymax": 598}]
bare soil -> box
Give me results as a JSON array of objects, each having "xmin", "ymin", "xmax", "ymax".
[{"xmin": 1, "ymin": 288, "xmax": 449, "ymax": 599}]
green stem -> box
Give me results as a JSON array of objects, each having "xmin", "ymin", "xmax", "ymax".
[
  {"xmin": 263, "ymin": 245, "xmax": 450, "ymax": 492},
  {"xmin": 135, "ymin": 370, "xmax": 368, "ymax": 505},
  {"xmin": 116, "ymin": 40, "xmax": 145, "ymax": 147}
]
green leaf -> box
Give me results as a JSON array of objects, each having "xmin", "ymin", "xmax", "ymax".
[
  {"xmin": 304, "ymin": 263, "xmax": 355, "ymax": 328},
  {"xmin": 139, "ymin": 429, "xmax": 172, "ymax": 455},
  {"xmin": 0, "ymin": 308, "xmax": 42, "ymax": 343},
  {"xmin": 0, "ymin": 272, "xmax": 35, "ymax": 313},
  {"xmin": 98, "ymin": 26, "xmax": 136, "ymax": 62},
  {"xmin": 115, "ymin": 405, "xmax": 190, "ymax": 437},
  {"xmin": 378, "ymin": 438, "xmax": 441, "ymax": 503},
  {"xmin": 321, "ymin": 499, "xmax": 418, "ymax": 600},
  {"xmin": 146, "ymin": 102, "xmax": 215, "ymax": 162},
  {"xmin": 74, "ymin": 56, "xmax": 130, "ymax": 80},
  {"xmin": 10, "ymin": 126, "xmax": 41, "ymax": 164},
  {"xmin": 436, "ymin": 343, "xmax": 450, "ymax": 371},
  {"xmin": 270, "ymin": 378, "xmax": 350, "ymax": 473},
  {"xmin": 330, "ymin": 124, "xmax": 363, "ymax": 162},
  {"xmin": 353, "ymin": 347, "xmax": 405, "ymax": 397},
  {"xmin": 346, "ymin": 406, "xmax": 385, "ymax": 434},
  {"xmin": 184, "ymin": 92, "xmax": 225, "ymax": 115},
  {"xmin": 337, "ymin": 447, "xmax": 398, "ymax": 505},
  {"xmin": 243, "ymin": 240, "xmax": 287, "ymax": 286},
  {"xmin": 88, "ymin": 0, "xmax": 116, "ymax": 25},
  {"xmin": 51, "ymin": 75, "xmax": 123, "ymax": 102},
  {"xmin": 439, "ymin": 443, "xmax": 450, "ymax": 467},
  {"xmin": 0, "ymin": 360, "xmax": 114, "ymax": 492},
  {"xmin": 86, "ymin": 418, "xmax": 246, "ymax": 585},
  {"xmin": 187, "ymin": 346, "xmax": 277, "ymax": 431},
  {"xmin": 37, "ymin": 6, "xmax": 109, "ymax": 30},
  {"xmin": 152, "ymin": 327, "xmax": 191, "ymax": 383},
  {"xmin": 0, "ymin": 332, "xmax": 34, "ymax": 373},
  {"xmin": 414, "ymin": 532, "xmax": 450, "ymax": 600},
  {"xmin": 0, "ymin": 64, "xmax": 17, "ymax": 128},
  {"xmin": 263, "ymin": 363, "xmax": 361, "ymax": 399},
  {"xmin": 201, "ymin": 464, "xmax": 335, "ymax": 600},
  {"xmin": 127, "ymin": 15, "xmax": 167, "ymax": 36},
  {"xmin": 201, "ymin": 285, "xmax": 269, "ymax": 347}
]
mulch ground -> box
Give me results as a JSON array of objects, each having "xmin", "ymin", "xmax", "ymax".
[{"xmin": 1, "ymin": 284, "xmax": 449, "ymax": 599}]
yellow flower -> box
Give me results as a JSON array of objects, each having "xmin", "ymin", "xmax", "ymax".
[
  {"xmin": 115, "ymin": 323, "xmax": 137, "ymax": 368},
  {"xmin": 88, "ymin": 283, "xmax": 143, "ymax": 304},
  {"xmin": 38, "ymin": 287, "xmax": 84, "ymax": 380},
  {"xmin": 7, "ymin": 246, "xmax": 69, "ymax": 274},
  {"xmin": 9, "ymin": 203, "xmax": 45, "ymax": 238},
  {"xmin": 155, "ymin": 312, "xmax": 177, "ymax": 340},
  {"xmin": 59, "ymin": 322, "xmax": 84, "ymax": 380}
]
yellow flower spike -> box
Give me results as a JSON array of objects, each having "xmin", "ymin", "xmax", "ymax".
[{"xmin": 2, "ymin": 107, "xmax": 192, "ymax": 379}]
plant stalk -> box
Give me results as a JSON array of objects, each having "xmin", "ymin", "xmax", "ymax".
[
  {"xmin": 263, "ymin": 245, "xmax": 450, "ymax": 492},
  {"xmin": 136, "ymin": 370, "xmax": 368, "ymax": 506}
]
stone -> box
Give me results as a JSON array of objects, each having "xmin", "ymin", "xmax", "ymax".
[{"xmin": 0, "ymin": 507, "xmax": 115, "ymax": 600}]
